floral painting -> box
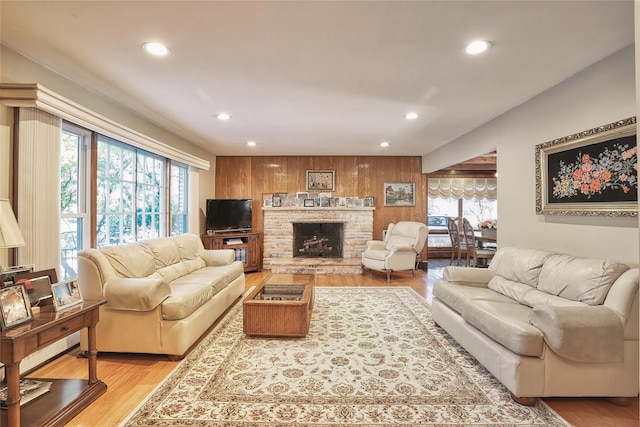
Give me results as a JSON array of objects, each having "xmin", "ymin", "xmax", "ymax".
[
  {"xmin": 536, "ymin": 117, "xmax": 637, "ymax": 217},
  {"xmin": 549, "ymin": 137, "xmax": 637, "ymax": 202}
]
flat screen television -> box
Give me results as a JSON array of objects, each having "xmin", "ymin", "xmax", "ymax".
[{"xmin": 206, "ymin": 199, "xmax": 252, "ymax": 232}]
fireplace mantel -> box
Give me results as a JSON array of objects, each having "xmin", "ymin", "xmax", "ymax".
[{"xmin": 262, "ymin": 207, "xmax": 374, "ymax": 273}]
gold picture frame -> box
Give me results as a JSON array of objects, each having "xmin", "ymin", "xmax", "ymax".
[
  {"xmin": 306, "ymin": 170, "xmax": 335, "ymax": 192},
  {"xmin": 535, "ymin": 117, "xmax": 637, "ymax": 217}
]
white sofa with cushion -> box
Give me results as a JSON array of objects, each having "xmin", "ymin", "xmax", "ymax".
[
  {"xmin": 432, "ymin": 247, "xmax": 638, "ymax": 404},
  {"xmin": 77, "ymin": 233, "xmax": 245, "ymax": 358}
]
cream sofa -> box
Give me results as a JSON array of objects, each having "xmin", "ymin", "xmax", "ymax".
[
  {"xmin": 432, "ymin": 247, "xmax": 638, "ymax": 404},
  {"xmin": 77, "ymin": 233, "xmax": 245, "ymax": 358}
]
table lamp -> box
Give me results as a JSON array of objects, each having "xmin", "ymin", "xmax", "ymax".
[{"xmin": 0, "ymin": 198, "xmax": 26, "ymax": 273}]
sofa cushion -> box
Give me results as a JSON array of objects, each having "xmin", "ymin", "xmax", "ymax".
[
  {"xmin": 433, "ymin": 281, "xmax": 515, "ymax": 315},
  {"xmin": 488, "ymin": 247, "xmax": 554, "ymax": 287},
  {"xmin": 462, "ymin": 300, "xmax": 545, "ymax": 357},
  {"xmin": 141, "ymin": 237, "xmax": 181, "ymax": 269},
  {"xmin": 151, "ymin": 258, "xmax": 207, "ymax": 283},
  {"xmin": 363, "ymin": 249, "xmax": 388, "ymax": 261},
  {"xmin": 521, "ymin": 288, "xmax": 587, "ymax": 308},
  {"xmin": 101, "ymin": 243, "xmax": 156, "ymax": 278},
  {"xmin": 162, "ymin": 279, "xmax": 217, "ymax": 321},
  {"xmin": 173, "ymin": 233, "xmax": 204, "ymax": 260},
  {"xmin": 487, "ymin": 276, "xmax": 533, "ymax": 304},
  {"xmin": 537, "ymin": 255, "xmax": 630, "ymax": 305}
]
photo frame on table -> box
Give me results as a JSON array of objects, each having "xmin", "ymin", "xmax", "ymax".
[
  {"xmin": 0, "ymin": 264, "xmax": 35, "ymax": 288},
  {"xmin": 535, "ymin": 116, "xmax": 637, "ymax": 217},
  {"xmin": 0, "ymin": 285, "xmax": 33, "ymax": 330},
  {"xmin": 51, "ymin": 279, "xmax": 83, "ymax": 312},
  {"xmin": 13, "ymin": 268, "xmax": 58, "ymax": 307},
  {"xmin": 384, "ymin": 182, "xmax": 416, "ymax": 206},
  {"xmin": 306, "ymin": 170, "xmax": 335, "ymax": 192}
]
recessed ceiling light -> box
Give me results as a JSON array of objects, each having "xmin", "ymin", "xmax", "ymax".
[
  {"xmin": 216, "ymin": 113, "xmax": 231, "ymax": 120},
  {"xmin": 142, "ymin": 42, "xmax": 170, "ymax": 56},
  {"xmin": 247, "ymin": 141, "xmax": 257, "ymax": 147},
  {"xmin": 403, "ymin": 112, "xmax": 419, "ymax": 120},
  {"xmin": 380, "ymin": 141, "xmax": 390, "ymax": 147},
  {"xmin": 465, "ymin": 40, "xmax": 492, "ymax": 55}
]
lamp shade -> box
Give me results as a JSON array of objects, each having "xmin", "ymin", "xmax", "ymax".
[{"xmin": 0, "ymin": 198, "xmax": 26, "ymax": 248}]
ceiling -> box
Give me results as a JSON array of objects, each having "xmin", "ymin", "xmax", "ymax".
[{"xmin": 0, "ymin": 1, "xmax": 634, "ymax": 157}]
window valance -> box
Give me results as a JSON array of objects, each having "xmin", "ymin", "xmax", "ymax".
[
  {"xmin": 0, "ymin": 83, "xmax": 209, "ymax": 170},
  {"xmin": 428, "ymin": 178, "xmax": 497, "ymax": 201}
]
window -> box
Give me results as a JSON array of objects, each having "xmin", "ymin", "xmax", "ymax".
[
  {"xmin": 170, "ymin": 162, "xmax": 189, "ymax": 235},
  {"xmin": 96, "ymin": 136, "xmax": 167, "ymax": 247},
  {"xmin": 60, "ymin": 124, "xmax": 90, "ymax": 280}
]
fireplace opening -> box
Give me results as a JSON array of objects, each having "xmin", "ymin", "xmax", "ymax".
[{"xmin": 293, "ymin": 222, "xmax": 343, "ymax": 258}]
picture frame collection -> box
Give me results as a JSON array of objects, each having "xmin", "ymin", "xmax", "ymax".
[
  {"xmin": 0, "ymin": 267, "xmax": 84, "ymax": 331},
  {"xmin": 262, "ymin": 169, "xmax": 397, "ymax": 209}
]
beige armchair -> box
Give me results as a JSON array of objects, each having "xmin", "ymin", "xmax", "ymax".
[{"xmin": 361, "ymin": 221, "xmax": 429, "ymax": 282}]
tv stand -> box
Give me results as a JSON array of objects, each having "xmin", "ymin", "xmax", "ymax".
[{"xmin": 202, "ymin": 231, "xmax": 262, "ymax": 272}]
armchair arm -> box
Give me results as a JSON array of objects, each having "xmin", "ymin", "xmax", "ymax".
[
  {"xmin": 442, "ymin": 266, "xmax": 497, "ymax": 287},
  {"xmin": 199, "ymin": 249, "xmax": 235, "ymax": 266},
  {"xmin": 366, "ymin": 240, "xmax": 386, "ymax": 251},
  {"xmin": 529, "ymin": 305, "xmax": 624, "ymax": 363},
  {"xmin": 388, "ymin": 243, "xmax": 416, "ymax": 253},
  {"xmin": 104, "ymin": 277, "xmax": 171, "ymax": 311}
]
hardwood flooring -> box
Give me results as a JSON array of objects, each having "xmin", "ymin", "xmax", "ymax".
[{"xmin": 26, "ymin": 260, "xmax": 638, "ymax": 426}]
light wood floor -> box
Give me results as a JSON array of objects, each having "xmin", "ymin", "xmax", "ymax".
[{"xmin": 27, "ymin": 261, "xmax": 638, "ymax": 427}]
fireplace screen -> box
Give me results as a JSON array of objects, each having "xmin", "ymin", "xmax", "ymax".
[{"xmin": 293, "ymin": 222, "xmax": 343, "ymax": 258}]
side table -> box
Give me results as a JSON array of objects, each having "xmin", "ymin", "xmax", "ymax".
[{"xmin": 1, "ymin": 299, "xmax": 107, "ymax": 427}]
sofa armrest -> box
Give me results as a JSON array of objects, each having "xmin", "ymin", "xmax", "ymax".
[
  {"xmin": 199, "ymin": 249, "xmax": 235, "ymax": 266},
  {"xmin": 529, "ymin": 305, "xmax": 624, "ymax": 363},
  {"xmin": 366, "ymin": 240, "xmax": 386, "ymax": 251},
  {"xmin": 442, "ymin": 266, "xmax": 497, "ymax": 287},
  {"xmin": 104, "ymin": 278, "xmax": 171, "ymax": 311}
]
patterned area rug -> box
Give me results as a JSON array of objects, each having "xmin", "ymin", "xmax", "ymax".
[{"xmin": 122, "ymin": 287, "xmax": 568, "ymax": 426}]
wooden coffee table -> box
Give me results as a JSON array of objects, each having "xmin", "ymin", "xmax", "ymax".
[{"xmin": 243, "ymin": 274, "xmax": 314, "ymax": 337}]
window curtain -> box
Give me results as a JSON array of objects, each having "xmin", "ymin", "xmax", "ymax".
[
  {"xmin": 428, "ymin": 178, "xmax": 497, "ymax": 201},
  {"xmin": 16, "ymin": 107, "xmax": 61, "ymax": 272}
]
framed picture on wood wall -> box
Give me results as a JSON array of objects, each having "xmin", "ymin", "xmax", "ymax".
[
  {"xmin": 306, "ymin": 170, "xmax": 335, "ymax": 192},
  {"xmin": 384, "ymin": 182, "xmax": 415, "ymax": 206},
  {"xmin": 535, "ymin": 116, "xmax": 637, "ymax": 217}
]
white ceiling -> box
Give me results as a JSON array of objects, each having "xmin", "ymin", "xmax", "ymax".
[{"xmin": 0, "ymin": 1, "xmax": 634, "ymax": 157}]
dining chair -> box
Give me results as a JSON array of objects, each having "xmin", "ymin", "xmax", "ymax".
[
  {"xmin": 461, "ymin": 218, "xmax": 495, "ymax": 267},
  {"xmin": 447, "ymin": 217, "xmax": 467, "ymax": 266}
]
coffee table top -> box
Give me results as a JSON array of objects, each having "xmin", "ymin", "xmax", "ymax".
[{"xmin": 246, "ymin": 274, "xmax": 314, "ymax": 303}]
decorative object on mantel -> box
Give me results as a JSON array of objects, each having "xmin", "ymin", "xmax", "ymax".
[
  {"xmin": 306, "ymin": 170, "xmax": 335, "ymax": 191},
  {"xmin": 384, "ymin": 182, "xmax": 416, "ymax": 206},
  {"xmin": 0, "ymin": 198, "xmax": 27, "ymax": 273},
  {"xmin": 535, "ymin": 116, "xmax": 637, "ymax": 217}
]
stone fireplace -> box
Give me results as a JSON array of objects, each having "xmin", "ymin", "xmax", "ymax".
[
  {"xmin": 263, "ymin": 207, "xmax": 374, "ymax": 274},
  {"xmin": 293, "ymin": 222, "xmax": 343, "ymax": 258}
]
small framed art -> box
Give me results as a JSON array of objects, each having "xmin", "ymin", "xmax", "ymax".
[
  {"xmin": 51, "ymin": 279, "xmax": 83, "ymax": 312},
  {"xmin": 306, "ymin": 170, "xmax": 335, "ymax": 191},
  {"xmin": 304, "ymin": 198, "xmax": 315, "ymax": 207},
  {"xmin": 0, "ymin": 285, "xmax": 33, "ymax": 330},
  {"xmin": 384, "ymin": 182, "xmax": 415, "ymax": 206}
]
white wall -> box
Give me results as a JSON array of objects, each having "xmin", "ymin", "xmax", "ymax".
[{"xmin": 423, "ymin": 45, "xmax": 638, "ymax": 265}]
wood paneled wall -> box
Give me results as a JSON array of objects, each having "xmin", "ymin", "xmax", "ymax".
[{"xmin": 214, "ymin": 156, "xmax": 427, "ymax": 244}]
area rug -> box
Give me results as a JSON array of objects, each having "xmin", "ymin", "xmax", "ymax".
[{"xmin": 121, "ymin": 287, "xmax": 568, "ymax": 426}]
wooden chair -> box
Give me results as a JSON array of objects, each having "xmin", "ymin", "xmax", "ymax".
[
  {"xmin": 447, "ymin": 217, "xmax": 467, "ymax": 266},
  {"xmin": 461, "ymin": 218, "xmax": 495, "ymax": 267}
]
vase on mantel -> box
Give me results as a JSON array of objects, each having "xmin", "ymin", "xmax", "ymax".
[{"xmin": 481, "ymin": 228, "xmax": 497, "ymax": 238}]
